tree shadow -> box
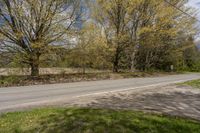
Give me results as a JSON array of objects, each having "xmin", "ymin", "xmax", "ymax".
[
  {"xmin": 24, "ymin": 107, "xmax": 200, "ymax": 133},
  {"xmin": 87, "ymin": 90, "xmax": 200, "ymax": 121}
]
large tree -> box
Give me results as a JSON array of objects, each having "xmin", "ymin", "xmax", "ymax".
[{"xmin": 0, "ymin": 0, "xmax": 80, "ymax": 76}]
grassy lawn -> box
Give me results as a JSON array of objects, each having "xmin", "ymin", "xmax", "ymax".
[
  {"xmin": 0, "ymin": 108, "xmax": 200, "ymax": 133},
  {"xmin": 181, "ymin": 79, "xmax": 200, "ymax": 89}
]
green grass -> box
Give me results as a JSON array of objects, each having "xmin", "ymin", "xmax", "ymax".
[
  {"xmin": 0, "ymin": 75, "xmax": 21, "ymax": 86},
  {"xmin": 181, "ymin": 79, "xmax": 200, "ymax": 89},
  {"xmin": 0, "ymin": 108, "xmax": 200, "ymax": 133}
]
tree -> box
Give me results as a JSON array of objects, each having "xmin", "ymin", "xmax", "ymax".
[
  {"xmin": 0, "ymin": 0, "xmax": 80, "ymax": 76},
  {"xmin": 127, "ymin": 0, "xmax": 197, "ymax": 71},
  {"xmin": 93, "ymin": 0, "xmax": 131, "ymax": 72},
  {"xmin": 174, "ymin": 37, "xmax": 200, "ymax": 71},
  {"xmin": 92, "ymin": 0, "xmax": 198, "ymax": 72},
  {"xmin": 66, "ymin": 22, "xmax": 112, "ymax": 72}
]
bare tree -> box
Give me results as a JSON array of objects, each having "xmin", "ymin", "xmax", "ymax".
[{"xmin": 0, "ymin": 0, "xmax": 80, "ymax": 76}]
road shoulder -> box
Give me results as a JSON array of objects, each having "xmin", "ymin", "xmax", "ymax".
[{"xmin": 63, "ymin": 84, "xmax": 200, "ymax": 121}]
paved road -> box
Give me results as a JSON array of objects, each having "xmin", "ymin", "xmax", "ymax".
[{"xmin": 0, "ymin": 73, "xmax": 199, "ymax": 112}]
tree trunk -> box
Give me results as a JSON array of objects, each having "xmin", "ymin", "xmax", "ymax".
[
  {"xmin": 113, "ymin": 50, "xmax": 120, "ymax": 73},
  {"xmin": 131, "ymin": 52, "xmax": 136, "ymax": 72},
  {"xmin": 113, "ymin": 61, "xmax": 119, "ymax": 73},
  {"xmin": 82, "ymin": 64, "xmax": 86, "ymax": 74},
  {"xmin": 131, "ymin": 29, "xmax": 139, "ymax": 72},
  {"xmin": 31, "ymin": 63, "xmax": 39, "ymax": 77},
  {"xmin": 30, "ymin": 53, "xmax": 40, "ymax": 77}
]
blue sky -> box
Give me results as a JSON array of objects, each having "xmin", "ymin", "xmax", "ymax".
[
  {"xmin": 188, "ymin": 0, "xmax": 200, "ymax": 7},
  {"xmin": 187, "ymin": 0, "xmax": 200, "ymax": 41},
  {"xmin": 187, "ymin": 0, "xmax": 200, "ymax": 18}
]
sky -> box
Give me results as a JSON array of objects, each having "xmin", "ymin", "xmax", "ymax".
[
  {"xmin": 187, "ymin": 0, "xmax": 200, "ymax": 19},
  {"xmin": 187, "ymin": 0, "xmax": 200, "ymax": 41},
  {"xmin": 187, "ymin": 0, "xmax": 200, "ymax": 8}
]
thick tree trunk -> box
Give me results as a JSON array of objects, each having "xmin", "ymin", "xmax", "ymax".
[
  {"xmin": 31, "ymin": 63, "xmax": 39, "ymax": 76},
  {"xmin": 113, "ymin": 61, "xmax": 119, "ymax": 73},
  {"xmin": 30, "ymin": 53, "xmax": 40, "ymax": 77}
]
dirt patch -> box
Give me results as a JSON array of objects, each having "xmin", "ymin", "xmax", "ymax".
[{"xmin": 66, "ymin": 85, "xmax": 200, "ymax": 121}]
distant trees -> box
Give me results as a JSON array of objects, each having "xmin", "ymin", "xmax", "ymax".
[
  {"xmin": 66, "ymin": 22, "xmax": 112, "ymax": 72},
  {"xmin": 0, "ymin": 0, "xmax": 80, "ymax": 76},
  {"xmin": 177, "ymin": 37, "xmax": 200, "ymax": 71}
]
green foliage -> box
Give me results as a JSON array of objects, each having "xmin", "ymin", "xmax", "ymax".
[
  {"xmin": 92, "ymin": 0, "xmax": 198, "ymax": 72},
  {"xmin": 175, "ymin": 37, "xmax": 200, "ymax": 72},
  {"xmin": 0, "ymin": 76, "xmax": 23, "ymax": 86},
  {"xmin": 65, "ymin": 23, "xmax": 113, "ymax": 71}
]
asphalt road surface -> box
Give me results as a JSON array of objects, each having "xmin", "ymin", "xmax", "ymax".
[{"xmin": 0, "ymin": 73, "xmax": 199, "ymax": 113}]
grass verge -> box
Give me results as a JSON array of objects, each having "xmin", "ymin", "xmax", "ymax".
[
  {"xmin": 0, "ymin": 72, "xmax": 179, "ymax": 87},
  {"xmin": 181, "ymin": 79, "xmax": 200, "ymax": 89},
  {"xmin": 0, "ymin": 108, "xmax": 200, "ymax": 133}
]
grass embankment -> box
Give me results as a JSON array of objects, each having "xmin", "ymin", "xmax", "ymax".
[
  {"xmin": 181, "ymin": 79, "xmax": 200, "ymax": 89},
  {"xmin": 0, "ymin": 72, "xmax": 178, "ymax": 87},
  {"xmin": 0, "ymin": 108, "xmax": 200, "ymax": 133}
]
